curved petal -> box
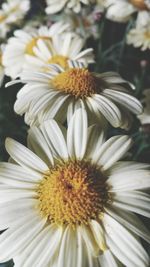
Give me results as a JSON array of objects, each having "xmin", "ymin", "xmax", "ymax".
[
  {"xmin": 103, "ymin": 214, "xmax": 149, "ymax": 267},
  {"xmin": 19, "ymin": 224, "xmax": 63, "ymax": 267},
  {"xmin": 0, "ymin": 199, "xmax": 37, "ymax": 229},
  {"xmin": 99, "ymin": 250, "xmax": 122, "ymax": 267},
  {"xmin": 113, "ymin": 191, "xmax": 150, "ymax": 218},
  {"xmin": 5, "ymin": 138, "xmax": 48, "ymax": 173},
  {"xmin": 95, "ymin": 135, "xmax": 132, "ymax": 170},
  {"xmin": 92, "ymin": 95, "xmax": 122, "ymax": 128},
  {"xmin": 108, "ymin": 169, "xmax": 150, "ymax": 192},
  {"xmin": 28, "ymin": 126, "xmax": 54, "ymax": 166},
  {"xmin": 0, "ymin": 162, "xmax": 42, "ymax": 185},
  {"xmin": 40, "ymin": 120, "xmax": 68, "ymax": 159},
  {"xmin": 0, "ymin": 212, "xmax": 46, "ymax": 263},
  {"xmin": 106, "ymin": 206, "xmax": 150, "ymax": 243},
  {"xmin": 86, "ymin": 124, "xmax": 105, "ymax": 161},
  {"xmin": 57, "ymin": 226, "xmax": 77, "ymax": 267},
  {"xmin": 67, "ymin": 108, "xmax": 88, "ymax": 160},
  {"xmin": 102, "ymin": 89, "xmax": 143, "ymax": 115}
]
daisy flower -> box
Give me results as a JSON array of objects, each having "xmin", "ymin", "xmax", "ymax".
[
  {"xmin": 24, "ymin": 32, "xmax": 94, "ymax": 72},
  {"xmin": 127, "ymin": 20, "xmax": 150, "ymax": 50},
  {"xmin": 0, "ymin": 45, "xmax": 5, "ymax": 86},
  {"xmin": 138, "ymin": 89, "xmax": 150, "ymax": 125},
  {"xmin": 105, "ymin": 0, "xmax": 150, "ymax": 25},
  {"xmin": 11, "ymin": 61, "xmax": 143, "ymax": 129},
  {"xmin": 0, "ymin": 109, "xmax": 150, "ymax": 267},
  {"xmin": 0, "ymin": 0, "xmax": 30, "ymax": 39},
  {"xmin": 45, "ymin": 0, "xmax": 92, "ymax": 14},
  {"xmin": 3, "ymin": 22, "xmax": 70, "ymax": 79},
  {"xmin": 60, "ymin": 6, "xmax": 105, "ymax": 40}
]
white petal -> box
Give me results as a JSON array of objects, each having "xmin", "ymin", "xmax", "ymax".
[
  {"xmin": 0, "ymin": 212, "xmax": 46, "ymax": 263},
  {"xmin": 95, "ymin": 135, "xmax": 132, "ymax": 170},
  {"xmin": 19, "ymin": 224, "xmax": 63, "ymax": 267},
  {"xmin": 102, "ymin": 89, "xmax": 143, "ymax": 115},
  {"xmin": 109, "ymin": 161, "xmax": 150, "ymax": 174},
  {"xmin": 67, "ymin": 108, "xmax": 88, "ymax": 160},
  {"xmin": 40, "ymin": 120, "xmax": 68, "ymax": 159},
  {"xmin": 86, "ymin": 124, "xmax": 105, "ymax": 161},
  {"xmin": 0, "ymin": 162, "xmax": 42, "ymax": 185},
  {"xmin": 5, "ymin": 138, "xmax": 48, "ymax": 173},
  {"xmin": 92, "ymin": 95, "xmax": 122, "ymax": 127},
  {"xmin": 77, "ymin": 228, "xmax": 89, "ymax": 267},
  {"xmin": 90, "ymin": 220, "xmax": 107, "ymax": 251},
  {"xmin": 103, "ymin": 214, "xmax": 149, "ymax": 267},
  {"xmin": 113, "ymin": 191, "xmax": 150, "ymax": 218},
  {"xmin": 99, "ymin": 250, "xmax": 121, "ymax": 267},
  {"xmin": 0, "ymin": 186, "xmax": 36, "ymax": 203},
  {"xmin": 78, "ymin": 224, "xmax": 99, "ymax": 257},
  {"xmin": 28, "ymin": 126, "xmax": 54, "ymax": 166},
  {"xmin": 106, "ymin": 206, "xmax": 150, "ymax": 243},
  {"xmin": 108, "ymin": 169, "xmax": 150, "ymax": 191},
  {"xmin": 0, "ymin": 199, "xmax": 37, "ymax": 229},
  {"xmin": 57, "ymin": 226, "xmax": 77, "ymax": 267}
]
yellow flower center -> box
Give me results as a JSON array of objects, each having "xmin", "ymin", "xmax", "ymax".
[
  {"xmin": 52, "ymin": 68, "xmax": 100, "ymax": 98},
  {"xmin": 0, "ymin": 15, "xmax": 6, "ymax": 23},
  {"xmin": 48, "ymin": 55, "xmax": 69, "ymax": 69},
  {"xmin": 144, "ymin": 31, "xmax": 150, "ymax": 39},
  {"xmin": 130, "ymin": 0, "xmax": 149, "ymax": 10},
  {"xmin": 37, "ymin": 160, "xmax": 109, "ymax": 227},
  {"xmin": 25, "ymin": 36, "xmax": 51, "ymax": 56}
]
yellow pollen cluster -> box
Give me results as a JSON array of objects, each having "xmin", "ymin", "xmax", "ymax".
[
  {"xmin": 52, "ymin": 68, "xmax": 100, "ymax": 98},
  {"xmin": 48, "ymin": 55, "xmax": 69, "ymax": 70},
  {"xmin": 37, "ymin": 160, "xmax": 109, "ymax": 227},
  {"xmin": 0, "ymin": 15, "xmax": 6, "ymax": 23},
  {"xmin": 144, "ymin": 31, "xmax": 150, "ymax": 39},
  {"xmin": 130, "ymin": 0, "xmax": 149, "ymax": 10},
  {"xmin": 25, "ymin": 36, "xmax": 51, "ymax": 56}
]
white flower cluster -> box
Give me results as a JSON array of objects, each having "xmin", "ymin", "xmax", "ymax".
[{"xmin": 0, "ymin": 1, "xmax": 150, "ymax": 267}]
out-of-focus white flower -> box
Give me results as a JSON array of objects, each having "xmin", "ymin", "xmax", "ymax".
[
  {"xmin": 0, "ymin": 0, "xmax": 30, "ymax": 38},
  {"xmin": 8, "ymin": 61, "xmax": 142, "ymax": 128},
  {"xmin": 138, "ymin": 89, "xmax": 150, "ymax": 124},
  {"xmin": 24, "ymin": 32, "xmax": 94, "ymax": 72},
  {"xmin": 2, "ymin": 22, "xmax": 70, "ymax": 79},
  {"xmin": 45, "ymin": 0, "xmax": 93, "ymax": 14},
  {"xmin": 105, "ymin": 0, "xmax": 150, "ymax": 26},
  {"xmin": 127, "ymin": 17, "xmax": 150, "ymax": 50},
  {"xmin": 60, "ymin": 6, "xmax": 104, "ymax": 39},
  {"xmin": 0, "ymin": 45, "xmax": 5, "ymax": 86},
  {"xmin": 0, "ymin": 110, "xmax": 150, "ymax": 267}
]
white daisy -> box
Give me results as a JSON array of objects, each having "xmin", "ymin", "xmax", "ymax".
[
  {"xmin": 0, "ymin": 109, "xmax": 150, "ymax": 267},
  {"xmin": 138, "ymin": 89, "xmax": 150, "ymax": 124},
  {"xmin": 0, "ymin": 45, "xmax": 5, "ymax": 86},
  {"xmin": 0, "ymin": 0, "xmax": 30, "ymax": 39},
  {"xmin": 105, "ymin": 0, "xmax": 150, "ymax": 25},
  {"xmin": 127, "ymin": 21, "xmax": 150, "ymax": 50},
  {"xmin": 59, "ymin": 6, "xmax": 105, "ymax": 40},
  {"xmin": 24, "ymin": 32, "xmax": 94, "ymax": 72},
  {"xmin": 45, "ymin": 0, "xmax": 92, "ymax": 14},
  {"xmin": 2, "ymin": 22, "xmax": 70, "ymax": 79},
  {"xmin": 10, "ymin": 61, "xmax": 143, "ymax": 129}
]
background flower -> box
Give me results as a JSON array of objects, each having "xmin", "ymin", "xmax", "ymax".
[
  {"xmin": 45, "ymin": 0, "xmax": 92, "ymax": 14},
  {"xmin": 105, "ymin": 0, "xmax": 150, "ymax": 25},
  {"xmin": 0, "ymin": 0, "xmax": 30, "ymax": 39},
  {"xmin": 3, "ymin": 22, "xmax": 70, "ymax": 79}
]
